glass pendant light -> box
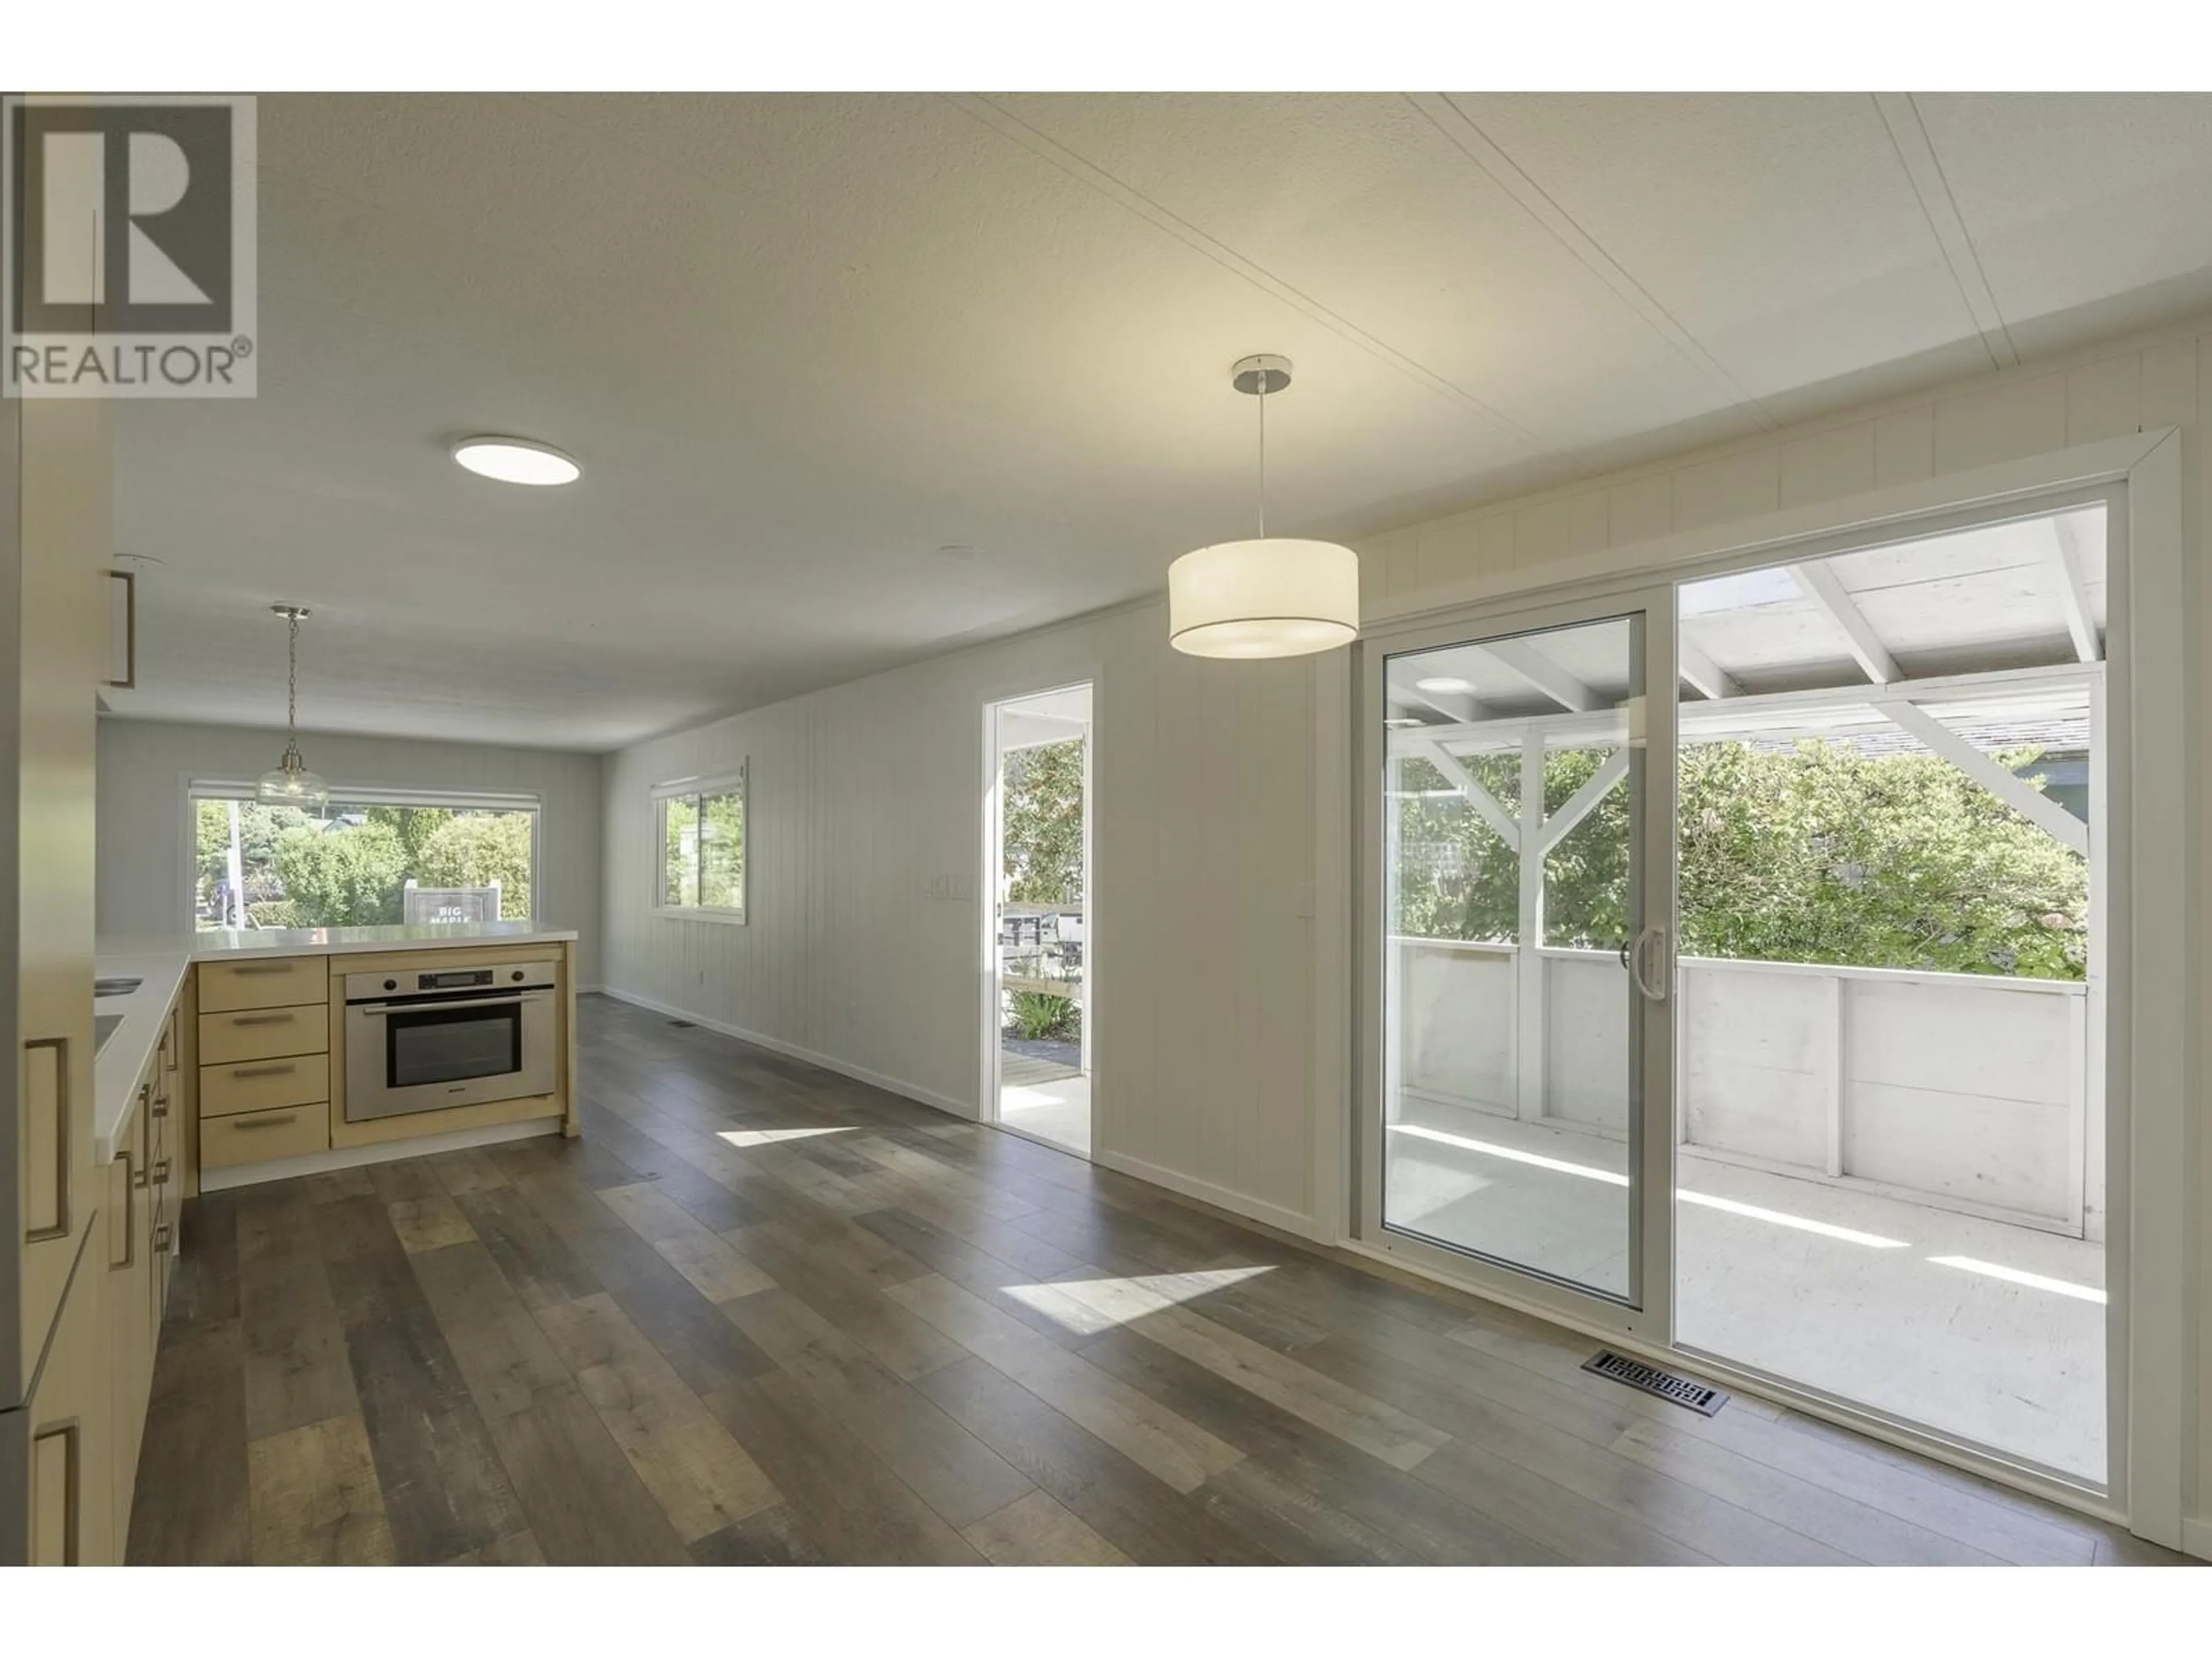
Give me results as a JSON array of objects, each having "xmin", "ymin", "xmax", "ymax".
[
  {"xmin": 1169, "ymin": 355, "xmax": 1359, "ymax": 658},
  {"xmin": 256, "ymin": 604, "xmax": 331, "ymax": 809}
]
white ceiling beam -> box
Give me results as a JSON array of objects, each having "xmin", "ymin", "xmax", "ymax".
[
  {"xmin": 1534, "ymin": 750, "xmax": 1631, "ymax": 858},
  {"xmin": 1790, "ymin": 561, "xmax": 1899, "ymax": 685},
  {"xmin": 1874, "ymin": 699, "xmax": 2088, "ymax": 855},
  {"xmin": 1474, "ymin": 639, "xmax": 1596, "ymax": 712},
  {"xmin": 2043, "ymin": 517, "xmax": 2101, "ymax": 664},
  {"xmin": 1676, "ymin": 627, "xmax": 1740, "ymax": 700},
  {"xmin": 1413, "ymin": 740, "xmax": 1521, "ymax": 850}
]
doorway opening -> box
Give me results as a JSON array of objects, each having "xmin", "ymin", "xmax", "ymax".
[{"xmin": 986, "ymin": 683, "xmax": 1092, "ymax": 1157}]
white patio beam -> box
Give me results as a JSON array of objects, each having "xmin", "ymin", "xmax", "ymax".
[
  {"xmin": 1474, "ymin": 638, "xmax": 1596, "ymax": 712},
  {"xmin": 2043, "ymin": 517, "xmax": 2102, "ymax": 664},
  {"xmin": 1413, "ymin": 740, "xmax": 1521, "ymax": 849},
  {"xmin": 1790, "ymin": 560, "xmax": 1899, "ymax": 685},
  {"xmin": 1391, "ymin": 681, "xmax": 1483, "ymax": 724},
  {"xmin": 1874, "ymin": 699, "xmax": 2089, "ymax": 855},
  {"xmin": 1534, "ymin": 749, "xmax": 1631, "ymax": 857},
  {"xmin": 1391, "ymin": 661, "xmax": 2101, "ymax": 759},
  {"xmin": 1676, "ymin": 627, "xmax": 1740, "ymax": 700}
]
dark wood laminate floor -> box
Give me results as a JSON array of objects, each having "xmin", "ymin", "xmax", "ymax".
[{"xmin": 127, "ymin": 995, "xmax": 2192, "ymax": 1567}]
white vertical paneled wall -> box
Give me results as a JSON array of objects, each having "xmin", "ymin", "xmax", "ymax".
[
  {"xmin": 599, "ymin": 600, "xmax": 1322, "ymax": 1234},
  {"xmin": 94, "ymin": 719, "xmax": 607, "ymax": 984}
]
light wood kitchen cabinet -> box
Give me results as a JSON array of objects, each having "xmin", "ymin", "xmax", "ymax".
[
  {"xmin": 25, "ymin": 1232, "xmax": 111, "ymax": 1567},
  {"xmin": 4, "ymin": 389, "xmax": 111, "ymax": 1567},
  {"xmin": 196, "ymin": 954, "xmax": 324, "ymax": 1014}
]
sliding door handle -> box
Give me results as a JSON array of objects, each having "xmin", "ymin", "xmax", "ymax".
[{"xmin": 1630, "ymin": 926, "xmax": 1671, "ymax": 1002}]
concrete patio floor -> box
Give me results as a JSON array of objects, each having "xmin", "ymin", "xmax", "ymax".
[
  {"xmin": 1385, "ymin": 1103, "xmax": 2106, "ymax": 1484},
  {"xmin": 999, "ymin": 1048, "xmax": 1090, "ymax": 1156}
]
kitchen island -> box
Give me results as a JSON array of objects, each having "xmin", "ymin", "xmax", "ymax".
[{"xmin": 94, "ymin": 921, "xmax": 580, "ymax": 1194}]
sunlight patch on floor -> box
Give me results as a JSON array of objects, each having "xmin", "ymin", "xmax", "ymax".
[
  {"xmin": 1002, "ymin": 1266, "xmax": 1276, "ymax": 1335},
  {"xmin": 1929, "ymin": 1255, "xmax": 2107, "ymax": 1304},
  {"xmin": 717, "ymin": 1125, "xmax": 858, "ymax": 1147}
]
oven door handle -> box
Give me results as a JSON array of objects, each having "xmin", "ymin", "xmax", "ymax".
[{"xmin": 352, "ymin": 991, "xmax": 550, "ymax": 1017}]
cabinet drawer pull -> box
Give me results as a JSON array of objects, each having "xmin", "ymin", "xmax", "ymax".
[
  {"xmin": 150, "ymin": 1157, "xmax": 172, "ymax": 1184},
  {"xmin": 231, "ymin": 963, "xmax": 301, "ymax": 976},
  {"xmin": 230, "ymin": 1112, "xmax": 298, "ymax": 1130},
  {"xmin": 229, "ymin": 1062, "xmax": 297, "ymax": 1079},
  {"xmin": 22, "ymin": 1036, "xmax": 71, "ymax": 1243},
  {"xmin": 110, "ymin": 1152, "xmax": 138, "ymax": 1271},
  {"xmin": 105, "ymin": 566, "xmax": 137, "ymax": 691},
  {"xmin": 30, "ymin": 1420, "xmax": 82, "ymax": 1565},
  {"xmin": 151, "ymin": 1095, "xmax": 171, "ymax": 1120},
  {"xmin": 154, "ymin": 1222, "xmax": 173, "ymax": 1254},
  {"xmin": 228, "ymin": 1012, "xmax": 298, "ymax": 1027}
]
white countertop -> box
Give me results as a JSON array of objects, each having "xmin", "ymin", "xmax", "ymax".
[{"xmin": 91, "ymin": 922, "xmax": 578, "ymax": 1162}]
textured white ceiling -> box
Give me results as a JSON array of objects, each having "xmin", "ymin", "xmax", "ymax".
[{"xmin": 104, "ymin": 93, "xmax": 2212, "ymax": 749}]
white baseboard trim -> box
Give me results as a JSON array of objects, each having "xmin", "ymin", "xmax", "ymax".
[
  {"xmin": 1091, "ymin": 1149, "xmax": 1323, "ymax": 1243},
  {"xmin": 198, "ymin": 1115, "xmax": 562, "ymax": 1193},
  {"xmin": 2180, "ymin": 1516, "xmax": 2212, "ymax": 1562},
  {"xmin": 597, "ymin": 984, "xmax": 976, "ymax": 1122}
]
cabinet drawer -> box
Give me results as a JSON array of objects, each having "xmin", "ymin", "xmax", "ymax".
[
  {"xmin": 199, "ymin": 1053, "xmax": 329, "ymax": 1119},
  {"xmin": 200, "ymin": 1100, "xmax": 330, "ymax": 1168},
  {"xmin": 199, "ymin": 1003, "xmax": 328, "ymax": 1066},
  {"xmin": 198, "ymin": 955, "xmax": 326, "ymax": 1013}
]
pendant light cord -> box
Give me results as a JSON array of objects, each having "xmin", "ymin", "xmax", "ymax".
[
  {"xmin": 1256, "ymin": 374, "xmax": 1268, "ymax": 540},
  {"xmin": 286, "ymin": 609, "xmax": 300, "ymax": 739}
]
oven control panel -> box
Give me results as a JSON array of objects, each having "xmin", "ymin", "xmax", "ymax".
[{"xmin": 344, "ymin": 957, "xmax": 559, "ymax": 1003}]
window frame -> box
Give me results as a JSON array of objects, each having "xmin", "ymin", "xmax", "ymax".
[
  {"xmin": 653, "ymin": 765, "xmax": 748, "ymax": 925},
  {"xmin": 185, "ymin": 780, "xmax": 544, "ymax": 931}
]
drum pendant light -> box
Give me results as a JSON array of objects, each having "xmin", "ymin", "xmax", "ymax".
[
  {"xmin": 1168, "ymin": 355, "xmax": 1358, "ymax": 658},
  {"xmin": 255, "ymin": 604, "xmax": 331, "ymax": 809}
]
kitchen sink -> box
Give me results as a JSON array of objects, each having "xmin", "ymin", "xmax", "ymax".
[
  {"xmin": 95, "ymin": 1012, "xmax": 126, "ymax": 1055},
  {"xmin": 94, "ymin": 976, "xmax": 143, "ymax": 997}
]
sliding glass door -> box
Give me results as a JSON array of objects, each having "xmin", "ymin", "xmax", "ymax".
[{"xmin": 1359, "ymin": 586, "xmax": 1677, "ymax": 1339}]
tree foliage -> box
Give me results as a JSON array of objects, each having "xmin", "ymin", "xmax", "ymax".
[
  {"xmin": 416, "ymin": 812, "xmax": 533, "ymax": 918},
  {"xmin": 1002, "ymin": 738, "xmax": 1084, "ymax": 906},
  {"xmin": 1394, "ymin": 739, "xmax": 2088, "ymax": 979},
  {"xmin": 273, "ymin": 820, "xmax": 409, "ymax": 926}
]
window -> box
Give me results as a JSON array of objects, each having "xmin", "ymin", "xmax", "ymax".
[
  {"xmin": 190, "ymin": 785, "xmax": 540, "ymax": 931},
  {"xmin": 656, "ymin": 767, "xmax": 746, "ymax": 922}
]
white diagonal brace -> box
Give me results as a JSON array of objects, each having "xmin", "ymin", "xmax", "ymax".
[
  {"xmin": 1791, "ymin": 561, "xmax": 1898, "ymax": 685},
  {"xmin": 1535, "ymin": 749, "xmax": 1631, "ymax": 857},
  {"xmin": 1475, "ymin": 638, "xmax": 1595, "ymax": 711},
  {"xmin": 2044, "ymin": 517, "xmax": 2101, "ymax": 663},
  {"xmin": 1415, "ymin": 740, "xmax": 1520, "ymax": 849},
  {"xmin": 1875, "ymin": 699, "xmax": 2088, "ymax": 855},
  {"xmin": 1677, "ymin": 628, "xmax": 1740, "ymax": 700}
]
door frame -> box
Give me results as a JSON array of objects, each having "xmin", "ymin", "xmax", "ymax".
[
  {"xmin": 1354, "ymin": 580, "xmax": 1679, "ymax": 1346},
  {"xmin": 1340, "ymin": 429, "xmax": 2186, "ymax": 1545}
]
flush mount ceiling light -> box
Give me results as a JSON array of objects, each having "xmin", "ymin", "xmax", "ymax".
[
  {"xmin": 1414, "ymin": 676, "xmax": 1477, "ymax": 694},
  {"xmin": 1169, "ymin": 355, "xmax": 1358, "ymax": 659},
  {"xmin": 256, "ymin": 604, "xmax": 331, "ymax": 809},
  {"xmin": 451, "ymin": 435, "xmax": 581, "ymax": 486}
]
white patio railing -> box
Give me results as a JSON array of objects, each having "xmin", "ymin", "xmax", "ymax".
[{"xmin": 1390, "ymin": 937, "xmax": 2098, "ymax": 1240}]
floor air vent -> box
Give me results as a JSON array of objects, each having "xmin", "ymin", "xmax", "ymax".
[
  {"xmin": 1582, "ymin": 1349, "xmax": 1728, "ymax": 1416},
  {"xmin": 667, "ymin": 1019, "xmax": 695, "ymax": 1029}
]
